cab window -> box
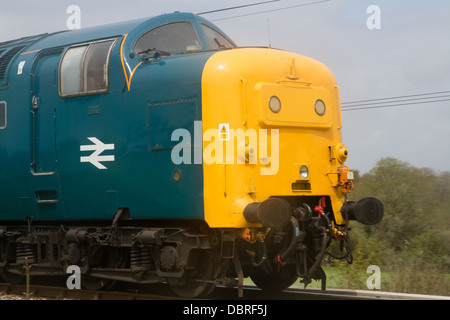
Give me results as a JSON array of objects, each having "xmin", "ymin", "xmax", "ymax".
[
  {"xmin": 59, "ymin": 38, "xmax": 116, "ymax": 97},
  {"xmin": 135, "ymin": 22, "xmax": 201, "ymax": 55},
  {"xmin": 201, "ymin": 24, "xmax": 235, "ymax": 50}
]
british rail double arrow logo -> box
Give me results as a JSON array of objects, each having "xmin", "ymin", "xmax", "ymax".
[{"xmin": 80, "ymin": 137, "xmax": 115, "ymax": 170}]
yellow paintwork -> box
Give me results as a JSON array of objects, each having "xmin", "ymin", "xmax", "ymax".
[
  {"xmin": 201, "ymin": 48, "xmax": 349, "ymax": 228},
  {"xmin": 120, "ymin": 34, "xmax": 145, "ymax": 91}
]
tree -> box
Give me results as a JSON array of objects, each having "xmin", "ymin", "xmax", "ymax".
[
  {"xmin": 341, "ymin": 158, "xmax": 450, "ymax": 294},
  {"xmin": 350, "ymin": 157, "xmax": 438, "ymax": 251}
]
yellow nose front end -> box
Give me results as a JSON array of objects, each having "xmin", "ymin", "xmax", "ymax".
[{"xmin": 201, "ymin": 47, "xmax": 349, "ymax": 228}]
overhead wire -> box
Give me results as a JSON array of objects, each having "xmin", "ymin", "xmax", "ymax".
[
  {"xmin": 341, "ymin": 90, "xmax": 450, "ymax": 106},
  {"xmin": 341, "ymin": 91, "xmax": 450, "ymax": 112},
  {"xmin": 341, "ymin": 98, "xmax": 450, "ymax": 112},
  {"xmin": 209, "ymin": 0, "xmax": 333, "ymax": 21},
  {"xmin": 197, "ymin": 0, "xmax": 280, "ymax": 15}
]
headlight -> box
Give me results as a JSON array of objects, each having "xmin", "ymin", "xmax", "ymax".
[
  {"xmin": 314, "ymin": 99, "xmax": 326, "ymax": 116},
  {"xmin": 336, "ymin": 143, "xmax": 349, "ymax": 163},
  {"xmin": 269, "ymin": 96, "xmax": 281, "ymax": 113},
  {"xmin": 299, "ymin": 165, "xmax": 309, "ymax": 179}
]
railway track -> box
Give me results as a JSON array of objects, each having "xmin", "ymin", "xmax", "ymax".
[
  {"xmin": 0, "ymin": 281, "xmax": 448, "ymax": 301},
  {"xmin": 212, "ymin": 284, "xmax": 450, "ymax": 300},
  {"xmin": 0, "ymin": 282, "xmax": 183, "ymax": 300},
  {"xmin": 2, "ymin": 283, "xmax": 445, "ymax": 320},
  {"xmin": 242, "ymin": 285, "xmax": 450, "ymax": 300}
]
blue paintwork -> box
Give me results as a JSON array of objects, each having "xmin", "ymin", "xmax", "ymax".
[{"xmin": 0, "ymin": 13, "xmax": 233, "ymax": 222}]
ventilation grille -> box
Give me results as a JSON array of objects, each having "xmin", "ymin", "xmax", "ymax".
[{"xmin": 0, "ymin": 45, "xmax": 25, "ymax": 81}]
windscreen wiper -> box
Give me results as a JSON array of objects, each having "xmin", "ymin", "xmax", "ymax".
[
  {"xmin": 214, "ymin": 38, "xmax": 225, "ymax": 50},
  {"xmin": 137, "ymin": 48, "xmax": 171, "ymax": 57}
]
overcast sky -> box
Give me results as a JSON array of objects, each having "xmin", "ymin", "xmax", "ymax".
[{"xmin": 1, "ymin": 0, "xmax": 449, "ymax": 174}]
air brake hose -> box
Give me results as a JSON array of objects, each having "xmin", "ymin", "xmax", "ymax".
[
  {"xmin": 250, "ymin": 240, "xmax": 268, "ymax": 268},
  {"xmin": 252, "ymin": 216, "xmax": 300, "ymax": 269},
  {"xmin": 306, "ymin": 213, "xmax": 330, "ymax": 278},
  {"xmin": 277, "ymin": 217, "xmax": 299, "ymax": 264},
  {"xmin": 327, "ymin": 234, "xmax": 352, "ymax": 261},
  {"xmin": 325, "ymin": 198, "xmax": 353, "ymax": 261},
  {"xmin": 307, "ymin": 232, "xmax": 328, "ymax": 279}
]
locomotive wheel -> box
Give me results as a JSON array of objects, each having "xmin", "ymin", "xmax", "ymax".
[
  {"xmin": 250, "ymin": 264, "xmax": 298, "ymax": 292},
  {"xmin": 82, "ymin": 275, "xmax": 115, "ymax": 291},
  {"xmin": 0, "ymin": 269, "xmax": 24, "ymax": 284},
  {"xmin": 81, "ymin": 247, "xmax": 117, "ymax": 291},
  {"xmin": 168, "ymin": 250, "xmax": 216, "ymax": 298}
]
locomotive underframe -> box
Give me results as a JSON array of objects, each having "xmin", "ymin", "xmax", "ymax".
[
  {"xmin": 0, "ymin": 197, "xmax": 348, "ymax": 297},
  {"xmin": 0, "ymin": 219, "xmax": 219, "ymax": 283}
]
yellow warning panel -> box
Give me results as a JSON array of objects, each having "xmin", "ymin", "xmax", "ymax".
[{"xmin": 219, "ymin": 123, "xmax": 229, "ymax": 141}]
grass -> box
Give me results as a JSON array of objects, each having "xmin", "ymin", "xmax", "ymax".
[{"xmin": 244, "ymin": 265, "xmax": 450, "ymax": 295}]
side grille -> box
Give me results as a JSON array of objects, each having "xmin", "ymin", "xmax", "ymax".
[{"xmin": 0, "ymin": 45, "xmax": 25, "ymax": 81}]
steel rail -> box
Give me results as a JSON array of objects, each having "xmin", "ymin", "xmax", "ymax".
[
  {"xmin": 0, "ymin": 282, "xmax": 448, "ymax": 300},
  {"xmin": 232, "ymin": 284, "xmax": 450, "ymax": 300},
  {"xmin": 0, "ymin": 282, "xmax": 183, "ymax": 300}
]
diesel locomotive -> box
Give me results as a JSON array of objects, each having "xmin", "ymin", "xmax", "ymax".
[{"xmin": 0, "ymin": 12, "xmax": 383, "ymax": 297}]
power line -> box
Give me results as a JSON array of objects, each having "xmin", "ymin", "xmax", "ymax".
[
  {"xmin": 342, "ymin": 94, "xmax": 450, "ymax": 109},
  {"xmin": 341, "ymin": 90, "xmax": 450, "ymax": 106},
  {"xmin": 210, "ymin": 0, "xmax": 333, "ymax": 21},
  {"xmin": 197, "ymin": 0, "xmax": 280, "ymax": 15},
  {"xmin": 340, "ymin": 90, "xmax": 450, "ymax": 111},
  {"xmin": 341, "ymin": 98, "xmax": 450, "ymax": 112}
]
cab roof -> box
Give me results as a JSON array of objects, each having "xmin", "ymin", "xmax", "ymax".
[{"xmin": 0, "ymin": 12, "xmax": 223, "ymax": 52}]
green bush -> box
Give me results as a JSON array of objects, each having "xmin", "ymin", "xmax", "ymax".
[{"xmin": 326, "ymin": 158, "xmax": 450, "ymax": 296}]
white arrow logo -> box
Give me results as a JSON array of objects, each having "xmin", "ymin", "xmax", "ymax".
[{"xmin": 80, "ymin": 137, "xmax": 115, "ymax": 169}]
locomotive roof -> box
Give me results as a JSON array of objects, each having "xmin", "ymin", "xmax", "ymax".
[{"xmin": 0, "ymin": 12, "xmax": 208, "ymax": 52}]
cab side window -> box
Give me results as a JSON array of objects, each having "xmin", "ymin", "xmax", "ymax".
[{"xmin": 59, "ymin": 39, "xmax": 116, "ymax": 97}]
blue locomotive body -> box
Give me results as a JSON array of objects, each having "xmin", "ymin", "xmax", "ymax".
[{"xmin": 0, "ymin": 13, "xmax": 221, "ymax": 222}]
